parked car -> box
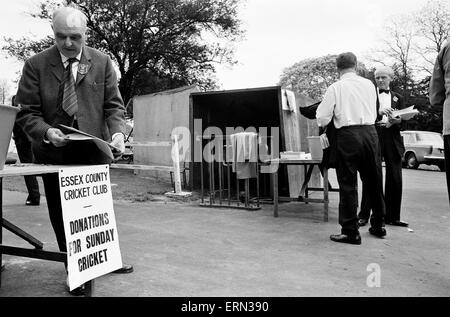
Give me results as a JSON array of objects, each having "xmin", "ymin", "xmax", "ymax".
[{"xmin": 400, "ymin": 130, "xmax": 445, "ymax": 171}]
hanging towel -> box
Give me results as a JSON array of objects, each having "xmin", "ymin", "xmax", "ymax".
[{"xmin": 230, "ymin": 132, "xmax": 258, "ymax": 179}]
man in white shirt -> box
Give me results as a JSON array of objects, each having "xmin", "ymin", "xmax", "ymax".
[
  {"xmin": 358, "ymin": 66, "xmax": 407, "ymax": 227},
  {"xmin": 316, "ymin": 52, "xmax": 387, "ymax": 245}
]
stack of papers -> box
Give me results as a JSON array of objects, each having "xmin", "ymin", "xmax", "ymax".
[
  {"xmin": 59, "ymin": 124, "xmax": 119, "ymax": 160},
  {"xmin": 392, "ymin": 106, "xmax": 419, "ymax": 121},
  {"xmin": 280, "ymin": 151, "xmax": 303, "ymax": 160}
]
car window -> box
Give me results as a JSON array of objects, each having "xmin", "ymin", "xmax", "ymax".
[
  {"xmin": 416, "ymin": 133, "xmax": 442, "ymax": 143},
  {"xmin": 402, "ymin": 133, "xmax": 416, "ymax": 143}
]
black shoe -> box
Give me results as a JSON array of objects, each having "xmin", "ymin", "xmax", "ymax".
[
  {"xmin": 68, "ymin": 283, "xmax": 87, "ymax": 296},
  {"xmin": 369, "ymin": 227, "xmax": 387, "ymax": 238},
  {"xmin": 25, "ymin": 199, "xmax": 40, "ymax": 206},
  {"xmin": 330, "ymin": 234, "xmax": 361, "ymax": 245},
  {"xmin": 112, "ymin": 264, "xmax": 134, "ymax": 274},
  {"xmin": 358, "ymin": 218, "xmax": 368, "ymax": 227},
  {"xmin": 386, "ymin": 220, "xmax": 408, "ymax": 227}
]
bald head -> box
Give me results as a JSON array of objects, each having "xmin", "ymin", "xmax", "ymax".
[
  {"xmin": 52, "ymin": 7, "xmax": 87, "ymax": 58},
  {"xmin": 374, "ymin": 66, "xmax": 394, "ymax": 79},
  {"xmin": 374, "ymin": 66, "xmax": 394, "ymax": 90},
  {"xmin": 52, "ymin": 6, "xmax": 87, "ymax": 30}
]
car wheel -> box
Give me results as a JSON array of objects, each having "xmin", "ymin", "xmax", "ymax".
[{"xmin": 406, "ymin": 153, "xmax": 419, "ymax": 169}]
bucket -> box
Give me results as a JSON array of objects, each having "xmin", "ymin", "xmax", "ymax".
[
  {"xmin": 307, "ymin": 136, "xmax": 323, "ymax": 160},
  {"xmin": 0, "ymin": 104, "xmax": 20, "ymax": 170}
]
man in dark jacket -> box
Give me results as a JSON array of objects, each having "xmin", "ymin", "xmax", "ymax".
[
  {"xmin": 15, "ymin": 6, "xmax": 133, "ymax": 296},
  {"xmin": 358, "ymin": 66, "xmax": 408, "ymax": 227},
  {"xmin": 430, "ymin": 40, "xmax": 450, "ymax": 206},
  {"xmin": 11, "ymin": 95, "xmax": 41, "ymax": 206}
]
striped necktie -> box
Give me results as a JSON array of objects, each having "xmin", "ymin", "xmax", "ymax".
[{"xmin": 62, "ymin": 58, "xmax": 78, "ymax": 117}]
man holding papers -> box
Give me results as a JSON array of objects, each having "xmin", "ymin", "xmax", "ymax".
[
  {"xmin": 14, "ymin": 6, "xmax": 133, "ymax": 295},
  {"xmin": 358, "ymin": 66, "xmax": 408, "ymax": 227}
]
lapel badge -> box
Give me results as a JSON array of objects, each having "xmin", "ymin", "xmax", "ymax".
[
  {"xmin": 78, "ymin": 64, "xmax": 90, "ymax": 75},
  {"xmin": 393, "ymin": 96, "xmax": 398, "ymax": 103}
]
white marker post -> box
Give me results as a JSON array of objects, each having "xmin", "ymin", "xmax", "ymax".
[
  {"xmin": 172, "ymin": 135, "xmax": 182, "ymax": 194},
  {"xmin": 165, "ymin": 134, "xmax": 192, "ymax": 198}
]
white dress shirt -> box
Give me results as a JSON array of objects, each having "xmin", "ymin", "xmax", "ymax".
[
  {"xmin": 316, "ymin": 72, "xmax": 378, "ymax": 129},
  {"xmin": 377, "ymin": 90, "xmax": 392, "ymax": 124},
  {"xmin": 59, "ymin": 50, "xmax": 82, "ymax": 81}
]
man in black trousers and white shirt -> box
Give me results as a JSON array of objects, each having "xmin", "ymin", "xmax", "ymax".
[{"xmin": 316, "ymin": 52, "xmax": 387, "ymax": 245}]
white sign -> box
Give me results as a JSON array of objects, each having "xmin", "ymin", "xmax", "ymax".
[{"xmin": 59, "ymin": 165, "xmax": 122, "ymax": 290}]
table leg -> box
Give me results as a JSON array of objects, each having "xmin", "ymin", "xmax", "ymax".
[
  {"xmin": 273, "ymin": 171, "xmax": 278, "ymax": 217},
  {"xmin": 323, "ymin": 167, "xmax": 329, "ymax": 222},
  {"xmin": 245, "ymin": 179, "xmax": 249, "ymax": 207},
  {"xmin": 2, "ymin": 219, "xmax": 43, "ymax": 249},
  {"xmin": 300, "ymin": 165, "xmax": 314, "ymax": 197}
]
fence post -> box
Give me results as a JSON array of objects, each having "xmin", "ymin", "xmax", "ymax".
[{"xmin": 172, "ymin": 134, "xmax": 182, "ymax": 194}]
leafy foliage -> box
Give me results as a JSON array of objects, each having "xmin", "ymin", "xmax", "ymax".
[
  {"xmin": 279, "ymin": 55, "xmax": 372, "ymax": 101},
  {"xmin": 2, "ymin": 0, "xmax": 243, "ymax": 113}
]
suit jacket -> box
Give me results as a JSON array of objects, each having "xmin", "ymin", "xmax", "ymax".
[
  {"xmin": 15, "ymin": 45, "xmax": 126, "ymax": 144},
  {"xmin": 376, "ymin": 90, "xmax": 406, "ymax": 158},
  {"xmin": 429, "ymin": 40, "xmax": 450, "ymax": 136}
]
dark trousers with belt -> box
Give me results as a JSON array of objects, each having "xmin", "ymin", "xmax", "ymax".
[
  {"xmin": 32, "ymin": 140, "xmax": 112, "ymax": 252},
  {"xmin": 359, "ymin": 127, "xmax": 403, "ymax": 222},
  {"xmin": 13, "ymin": 123, "xmax": 40, "ymax": 202},
  {"xmin": 445, "ymin": 134, "xmax": 450, "ymax": 206},
  {"xmin": 335, "ymin": 125, "xmax": 386, "ymax": 235}
]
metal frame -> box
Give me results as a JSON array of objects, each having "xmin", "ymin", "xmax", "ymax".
[
  {"xmin": 0, "ymin": 164, "xmax": 94, "ymax": 296},
  {"xmin": 200, "ymin": 135, "xmax": 261, "ymax": 211}
]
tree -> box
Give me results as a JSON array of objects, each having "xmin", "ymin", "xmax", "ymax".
[
  {"xmin": 278, "ymin": 55, "xmax": 372, "ymax": 101},
  {"xmin": 368, "ymin": 15, "xmax": 417, "ymax": 93},
  {"xmin": 2, "ymin": 0, "xmax": 243, "ymax": 109},
  {"xmin": 415, "ymin": 0, "xmax": 450, "ymax": 75}
]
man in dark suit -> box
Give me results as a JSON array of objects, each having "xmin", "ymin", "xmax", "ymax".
[
  {"xmin": 430, "ymin": 40, "xmax": 450, "ymax": 206},
  {"xmin": 15, "ymin": 6, "xmax": 133, "ymax": 296},
  {"xmin": 316, "ymin": 52, "xmax": 386, "ymax": 245},
  {"xmin": 358, "ymin": 66, "xmax": 408, "ymax": 227},
  {"xmin": 11, "ymin": 95, "xmax": 41, "ymax": 206}
]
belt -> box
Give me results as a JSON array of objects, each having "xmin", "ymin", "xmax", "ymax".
[{"xmin": 339, "ymin": 124, "xmax": 374, "ymax": 130}]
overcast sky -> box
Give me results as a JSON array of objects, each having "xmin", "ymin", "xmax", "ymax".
[{"xmin": 0, "ymin": 0, "xmax": 431, "ymax": 95}]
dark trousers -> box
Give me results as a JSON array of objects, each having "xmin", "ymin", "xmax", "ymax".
[
  {"xmin": 445, "ymin": 134, "xmax": 450, "ymax": 206},
  {"xmin": 335, "ymin": 125, "xmax": 386, "ymax": 235},
  {"xmin": 13, "ymin": 123, "xmax": 40, "ymax": 201},
  {"xmin": 359, "ymin": 128, "xmax": 403, "ymax": 222},
  {"xmin": 32, "ymin": 140, "xmax": 112, "ymax": 252}
]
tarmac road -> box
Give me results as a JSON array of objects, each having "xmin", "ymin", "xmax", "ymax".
[{"xmin": 0, "ymin": 166, "xmax": 449, "ymax": 297}]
